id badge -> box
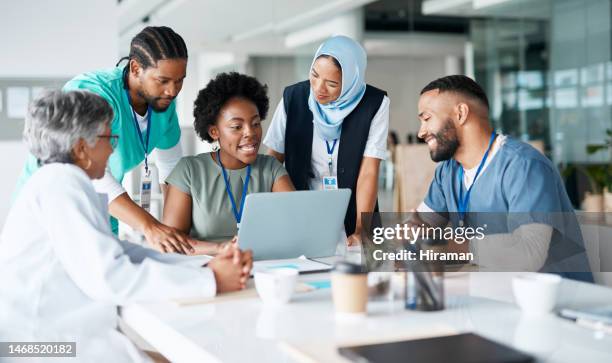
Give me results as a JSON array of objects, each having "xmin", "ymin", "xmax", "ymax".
[
  {"xmin": 140, "ymin": 167, "xmax": 152, "ymax": 212},
  {"xmin": 322, "ymin": 175, "xmax": 338, "ymax": 190}
]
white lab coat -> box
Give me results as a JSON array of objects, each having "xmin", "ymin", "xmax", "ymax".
[{"xmin": 0, "ymin": 163, "xmax": 216, "ymax": 363}]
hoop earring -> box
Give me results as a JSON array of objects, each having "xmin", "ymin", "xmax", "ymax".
[
  {"xmin": 84, "ymin": 159, "xmax": 93, "ymax": 170},
  {"xmin": 211, "ymin": 140, "xmax": 220, "ymax": 152}
]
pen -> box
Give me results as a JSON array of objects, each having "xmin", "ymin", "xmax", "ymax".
[{"xmin": 575, "ymin": 318, "xmax": 612, "ymax": 335}]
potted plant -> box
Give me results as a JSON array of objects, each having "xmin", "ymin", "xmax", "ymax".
[
  {"xmin": 580, "ymin": 165, "xmax": 607, "ymax": 212},
  {"xmin": 584, "ymin": 129, "xmax": 612, "ymax": 213}
]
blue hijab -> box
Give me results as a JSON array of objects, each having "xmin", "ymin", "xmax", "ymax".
[{"xmin": 308, "ymin": 35, "xmax": 367, "ymax": 141}]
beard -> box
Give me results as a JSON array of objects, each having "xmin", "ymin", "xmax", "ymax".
[
  {"xmin": 428, "ymin": 119, "xmax": 459, "ymax": 162},
  {"xmin": 137, "ymin": 90, "xmax": 173, "ymax": 112}
]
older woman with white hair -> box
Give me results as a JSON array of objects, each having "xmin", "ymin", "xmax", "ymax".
[{"xmin": 0, "ymin": 90, "xmax": 252, "ymax": 362}]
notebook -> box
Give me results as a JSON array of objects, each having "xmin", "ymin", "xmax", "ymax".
[
  {"xmin": 560, "ymin": 305, "xmax": 612, "ymax": 325},
  {"xmin": 338, "ymin": 333, "xmax": 533, "ymax": 363},
  {"xmin": 252, "ymin": 255, "xmax": 332, "ymax": 275}
]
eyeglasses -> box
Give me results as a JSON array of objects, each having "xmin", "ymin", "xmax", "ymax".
[{"xmin": 98, "ymin": 134, "xmax": 119, "ymax": 148}]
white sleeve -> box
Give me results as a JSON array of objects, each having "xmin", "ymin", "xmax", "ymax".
[
  {"xmin": 469, "ymin": 223, "xmax": 552, "ymax": 272},
  {"xmin": 413, "ymin": 203, "xmax": 449, "ymax": 228},
  {"xmin": 91, "ymin": 168, "xmax": 126, "ymax": 204},
  {"xmin": 363, "ymin": 95, "xmax": 390, "ymax": 160},
  {"xmin": 118, "ymin": 239, "xmax": 211, "ymax": 268},
  {"xmin": 44, "ymin": 176, "xmax": 217, "ymax": 303},
  {"xmin": 263, "ymin": 98, "xmax": 287, "ymax": 154},
  {"xmin": 153, "ymin": 141, "xmax": 183, "ymax": 184},
  {"xmin": 417, "ymin": 201, "xmax": 434, "ymax": 213}
]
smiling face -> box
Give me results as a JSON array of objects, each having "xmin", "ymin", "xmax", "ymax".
[
  {"xmin": 309, "ymin": 56, "xmax": 342, "ymax": 105},
  {"xmin": 208, "ymin": 97, "xmax": 262, "ymax": 168},
  {"xmin": 417, "ymin": 89, "xmax": 460, "ymax": 162},
  {"xmin": 132, "ymin": 58, "xmax": 187, "ymax": 112}
]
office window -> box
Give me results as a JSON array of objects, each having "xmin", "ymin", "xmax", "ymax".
[{"xmin": 0, "ymin": 79, "xmax": 67, "ymax": 141}]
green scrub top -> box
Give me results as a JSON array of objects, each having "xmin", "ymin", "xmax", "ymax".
[{"xmin": 14, "ymin": 67, "xmax": 181, "ymax": 234}]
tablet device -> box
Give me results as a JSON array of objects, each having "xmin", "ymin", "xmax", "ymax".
[
  {"xmin": 338, "ymin": 333, "xmax": 533, "ymax": 363},
  {"xmin": 237, "ymin": 189, "xmax": 351, "ymax": 260}
]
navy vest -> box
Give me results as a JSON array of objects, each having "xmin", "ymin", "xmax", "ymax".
[{"xmin": 283, "ymin": 80, "xmax": 386, "ymax": 236}]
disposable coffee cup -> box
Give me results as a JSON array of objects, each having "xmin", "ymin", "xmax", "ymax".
[{"xmin": 331, "ymin": 261, "xmax": 368, "ymax": 316}]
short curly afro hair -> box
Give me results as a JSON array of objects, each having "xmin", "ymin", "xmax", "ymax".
[{"xmin": 193, "ymin": 72, "xmax": 269, "ymax": 142}]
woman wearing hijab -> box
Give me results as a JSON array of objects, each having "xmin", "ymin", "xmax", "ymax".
[{"xmin": 264, "ymin": 35, "xmax": 390, "ymax": 246}]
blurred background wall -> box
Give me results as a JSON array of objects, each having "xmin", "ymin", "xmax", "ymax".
[
  {"xmin": 0, "ymin": 0, "xmax": 117, "ymax": 224},
  {"xmin": 1, "ymin": 0, "xmax": 611, "ymax": 228}
]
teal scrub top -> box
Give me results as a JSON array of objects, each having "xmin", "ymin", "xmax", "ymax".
[{"xmin": 14, "ymin": 67, "xmax": 181, "ymax": 233}]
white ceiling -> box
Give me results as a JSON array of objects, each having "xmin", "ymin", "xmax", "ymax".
[
  {"xmin": 119, "ymin": 0, "xmax": 375, "ymax": 55},
  {"xmin": 422, "ymin": 0, "xmax": 552, "ymax": 20},
  {"xmin": 188, "ymin": 31, "xmax": 467, "ymax": 58},
  {"xmin": 118, "ymin": 0, "xmax": 467, "ymax": 59}
]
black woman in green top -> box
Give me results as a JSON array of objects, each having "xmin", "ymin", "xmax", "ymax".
[{"xmin": 163, "ymin": 72, "xmax": 295, "ymax": 255}]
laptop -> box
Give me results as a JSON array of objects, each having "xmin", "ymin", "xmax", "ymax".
[{"xmin": 237, "ymin": 189, "xmax": 351, "ymax": 261}]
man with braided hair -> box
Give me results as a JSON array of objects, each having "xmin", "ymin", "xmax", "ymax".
[{"xmin": 15, "ymin": 26, "xmax": 197, "ymax": 255}]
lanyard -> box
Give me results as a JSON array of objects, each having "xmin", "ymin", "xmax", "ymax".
[
  {"xmin": 325, "ymin": 139, "xmax": 338, "ymax": 175},
  {"xmin": 217, "ymin": 150, "xmax": 251, "ymax": 228},
  {"xmin": 125, "ymin": 90, "xmax": 152, "ymax": 175},
  {"xmin": 457, "ymin": 131, "xmax": 497, "ymax": 224}
]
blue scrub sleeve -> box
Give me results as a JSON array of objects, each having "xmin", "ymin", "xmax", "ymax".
[
  {"xmin": 503, "ymin": 157, "xmax": 564, "ymax": 230},
  {"xmin": 423, "ymin": 164, "xmax": 449, "ymax": 213}
]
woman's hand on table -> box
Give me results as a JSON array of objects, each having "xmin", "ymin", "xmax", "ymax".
[
  {"xmin": 228, "ymin": 242, "xmax": 253, "ymax": 287},
  {"xmin": 237, "ymin": 247, "xmax": 253, "ymax": 283},
  {"xmin": 142, "ymin": 220, "xmax": 197, "ymax": 255},
  {"xmin": 208, "ymin": 246, "xmax": 253, "ymax": 293},
  {"xmin": 216, "ymin": 236, "xmax": 238, "ymax": 253},
  {"xmin": 188, "ymin": 236, "xmax": 238, "ymax": 256},
  {"xmin": 347, "ymin": 232, "xmax": 361, "ymax": 247}
]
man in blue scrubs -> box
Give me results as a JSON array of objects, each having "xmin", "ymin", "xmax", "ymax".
[{"xmin": 415, "ymin": 75, "xmax": 592, "ymax": 281}]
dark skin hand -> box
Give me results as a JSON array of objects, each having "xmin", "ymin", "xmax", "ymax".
[{"xmin": 207, "ymin": 246, "xmax": 253, "ymax": 293}]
